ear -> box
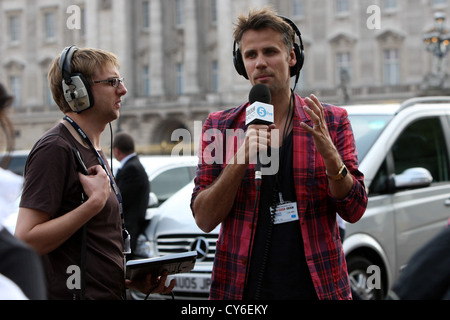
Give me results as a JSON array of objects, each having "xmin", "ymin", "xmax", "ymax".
[{"xmin": 288, "ymin": 47, "xmax": 297, "ymax": 68}]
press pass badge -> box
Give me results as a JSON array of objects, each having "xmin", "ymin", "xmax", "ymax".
[{"xmin": 273, "ymin": 195, "xmax": 299, "ymax": 225}]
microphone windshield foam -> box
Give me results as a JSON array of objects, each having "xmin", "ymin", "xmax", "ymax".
[{"xmin": 248, "ymin": 84, "xmax": 271, "ymax": 104}]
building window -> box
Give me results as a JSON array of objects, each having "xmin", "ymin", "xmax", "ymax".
[
  {"xmin": 212, "ymin": 60, "xmax": 219, "ymax": 92},
  {"xmin": 432, "ymin": 0, "xmax": 446, "ymax": 6},
  {"xmin": 44, "ymin": 12, "xmax": 56, "ymax": 41},
  {"xmin": 142, "ymin": 65, "xmax": 150, "ymax": 96},
  {"xmin": 336, "ymin": 0, "xmax": 350, "ymax": 14},
  {"xmin": 10, "ymin": 76, "xmax": 22, "ymax": 107},
  {"xmin": 175, "ymin": 0, "xmax": 184, "ymax": 27},
  {"xmin": 293, "ymin": 0, "xmax": 304, "ymax": 18},
  {"xmin": 384, "ymin": 0, "xmax": 398, "ymax": 10},
  {"xmin": 142, "ymin": 1, "xmax": 150, "ymax": 29},
  {"xmin": 8, "ymin": 15, "xmax": 20, "ymax": 43},
  {"xmin": 176, "ymin": 63, "xmax": 184, "ymax": 94},
  {"xmin": 211, "ymin": 0, "xmax": 217, "ymax": 23},
  {"xmin": 336, "ymin": 52, "xmax": 352, "ymax": 84},
  {"xmin": 384, "ymin": 49, "xmax": 400, "ymax": 85}
]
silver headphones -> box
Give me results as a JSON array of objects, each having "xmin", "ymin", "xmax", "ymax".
[{"xmin": 59, "ymin": 45, "xmax": 94, "ymax": 113}]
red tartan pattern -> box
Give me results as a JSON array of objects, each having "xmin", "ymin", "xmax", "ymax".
[{"xmin": 191, "ymin": 94, "xmax": 368, "ymax": 300}]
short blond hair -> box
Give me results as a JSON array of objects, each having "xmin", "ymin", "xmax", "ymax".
[{"xmin": 48, "ymin": 47, "xmax": 120, "ymax": 113}]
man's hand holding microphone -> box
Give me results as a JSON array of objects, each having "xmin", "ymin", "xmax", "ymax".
[{"xmin": 242, "ymin": 84, "xmax": 275, "ymax": 181}]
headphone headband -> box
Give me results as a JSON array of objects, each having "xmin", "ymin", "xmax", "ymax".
[
  {"xmin": 60, "ymin": 45, "xmax": 78, "ymax": 85},
  {"xmin": 277, "ymin": 15, "xmax": 304, "ymax": 52}
]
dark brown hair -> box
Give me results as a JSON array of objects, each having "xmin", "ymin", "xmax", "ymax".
[
  {"xmin": 113, "ymin": 131, "xmax": 135, "ymax": 155},
  {"xmin": 233, "ymin": 6, "xmax": 295, "ymax": 54}
]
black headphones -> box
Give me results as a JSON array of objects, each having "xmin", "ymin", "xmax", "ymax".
[
  {"xmin": 233, "ymin": 15, "xmax": 304, "ymax": 86},
  {"xmin": 60, "ymin": 45, "xmax": 94, "ymax": 113}
]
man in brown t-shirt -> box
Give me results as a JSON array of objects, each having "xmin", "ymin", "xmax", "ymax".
[{"xmin": 15, "ymin": 46, "xmax": 174, "ymax": 299}]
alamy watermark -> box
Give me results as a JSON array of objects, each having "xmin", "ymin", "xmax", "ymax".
[
  {"xmin": 170, "ymin": 121, "xmax": 280, "ymax": 175},
  {"xmin": 65, "ymin": 5, "xmax": 382, "ymax": 31},
  {"xmin": 66, "ymin": 265, "xmax": 81, "ymax": 290},
  {"xmin": 366, "ymin": 265, "xmax": 381, "ymax": 290},
  {"xmin": 65, "ymin": 263, "xmax": 382, "ymax": 293},
  {"xmin": 367, "ymin": 5, "xmax": 381, "ymax": 30},
  {"xmin": 66, "ymin": 5, "xmax": 82, "ymax": 30}
]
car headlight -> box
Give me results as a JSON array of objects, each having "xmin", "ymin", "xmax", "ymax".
[{"xmin": 134, "ymin": 234, "xmax": 157, "ymax": 258}]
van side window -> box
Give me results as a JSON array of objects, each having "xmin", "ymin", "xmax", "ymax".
[
  {"xmin": 370, "ymin": 117, "xmax": 449, "ymax": 196},
  {"xmin": 392, "ymin": 117, "xmax": 449, "ymax": 183}
]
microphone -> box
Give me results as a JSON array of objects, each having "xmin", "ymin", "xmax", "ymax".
[
  {"xmin": 246, "ymin": 84, "xmax": 274, "ymax": 126},
  {"xmin": 245, "ymin": 84, "xmax": 274, "ymax": 181}
]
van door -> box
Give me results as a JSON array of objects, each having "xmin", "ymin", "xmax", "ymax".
[{"xmin": 390, "ymin": 116, "xmax": 450, "ymax": 272}]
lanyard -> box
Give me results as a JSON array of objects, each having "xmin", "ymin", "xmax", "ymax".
[
  {"xmin": 64, "ymin": 115, "xmax": 131, "ymax": 254},
  {"xmin": 273, "ymin": 90, "xmax": 295, "ymax": 203}
]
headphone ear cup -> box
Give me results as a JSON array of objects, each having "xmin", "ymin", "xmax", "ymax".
[
  {"xmin": 77, "ymin": 73, "xmax": 94, "ymax": 108},
  {"xmin": 290, "ymin": 43, "xmax": 304, "ymax": 77},
  {"xmin": 59, "ymin": 45, "xmax": 94, "ymax": 114},
  {"xmin": 233, "ymin": 48, "xmax": 249, "ymax": 80},
  {"xmin": 62, "ymin": 73, "xmax": 94, "ymax": 113}
]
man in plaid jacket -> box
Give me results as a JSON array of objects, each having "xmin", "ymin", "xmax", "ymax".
[{"xmin": 191, "ymin": 8, "xmax": 367, "ymax": 300}]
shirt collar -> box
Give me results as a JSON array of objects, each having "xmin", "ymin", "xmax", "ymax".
[{"xmin": 119, "ymin": 153, "xmax": 137, "ymax": 168}]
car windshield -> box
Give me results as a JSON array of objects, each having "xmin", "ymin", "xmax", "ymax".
[{"xmin": 347, "ymin": 114, "xmax": 393, "ymax": 161}]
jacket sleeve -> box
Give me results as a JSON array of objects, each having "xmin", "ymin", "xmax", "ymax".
[
  {"xmin": 190, "ymin": 112, "xmax": 225, "ymax": 216},
  {"xmin": 328, "ymin": 106, "xmax": 368, "ymax": 223}
]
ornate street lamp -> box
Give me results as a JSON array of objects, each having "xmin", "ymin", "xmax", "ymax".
[{"xmin": 423, "ymin": 12, "xmax": 450, "ymax": 86}]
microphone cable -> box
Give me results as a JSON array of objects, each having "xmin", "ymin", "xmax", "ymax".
[
  {"xmin": 144, "ymin": 285, "xmax": 175, "ymax": 300},
  {"xmin": 243, "ymin": 177, "xmax": 261, "ymax": 294},
  {"xmin": 254, "ymin": 185, "xmax": 276, "ymax": 300}
]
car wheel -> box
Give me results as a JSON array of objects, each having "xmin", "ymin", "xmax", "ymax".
[{"xmin": 347, "ymin": 255, "xmax": 384, "ymax": 300}]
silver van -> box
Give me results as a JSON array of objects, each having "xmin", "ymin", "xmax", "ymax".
[{"xmin": 135, "ymin": 97, "xmax": 450, "ymax": 300}]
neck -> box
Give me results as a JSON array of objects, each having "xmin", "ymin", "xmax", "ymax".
[
  {"xmin": 63, "ymin": 112, "xmax": 105, "ymax": 150},
  {"xmin": 272, "ymin": 88, "xmax": 293, "ymax": 127}
]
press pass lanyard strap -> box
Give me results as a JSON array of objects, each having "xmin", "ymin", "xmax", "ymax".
[{"xmin": 64, "ymin": 115, "xmax": 131, "ymax": 254}]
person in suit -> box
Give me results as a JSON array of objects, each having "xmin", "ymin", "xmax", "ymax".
[{"xmin": 113, "ymin": 132, "xmax": 150, "ymax": 260}]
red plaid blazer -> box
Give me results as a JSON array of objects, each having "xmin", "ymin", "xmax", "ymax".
[{"xmin": 191, "ymin": 94, "xmax": 367, "ymax": 300}]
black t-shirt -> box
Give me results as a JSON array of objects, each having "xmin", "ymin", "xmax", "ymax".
[{"xmin": 244, "ymin": 131, "xmax": 317, "ymax": 300}]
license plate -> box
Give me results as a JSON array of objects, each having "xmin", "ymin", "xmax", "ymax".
[{"xmin": 170, "ymin": 274, "xmax": 211, "ymax": 293}]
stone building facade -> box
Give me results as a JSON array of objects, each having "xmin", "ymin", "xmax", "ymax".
[{"xmin": 1, "ymin": 0, "xmax": 449, "ymax": 153}]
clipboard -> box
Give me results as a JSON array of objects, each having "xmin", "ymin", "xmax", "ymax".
[{"xmin": 125, "ymin": 251, "xmax": 197, "ymax": 281}]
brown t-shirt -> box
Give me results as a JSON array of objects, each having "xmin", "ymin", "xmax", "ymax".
[{"xmin": 20, "ymin": 123, "xmax": 124, "ymax": 300}]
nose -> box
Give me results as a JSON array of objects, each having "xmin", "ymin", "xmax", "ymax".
[
  {"xmin": 255, "ymin": 55, "xmax": 268, "ymax": 69},
  {"xmin": 117, "ymin": 82, "xmax": 127, "ymax": 96}
]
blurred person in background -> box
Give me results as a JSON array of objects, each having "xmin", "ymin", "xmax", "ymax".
[
  {"xmin": 113, "ymin": 131, "xmax": 150, "ymax": 260},
  {"xmin": 0, "ymin": 82, "xmax": 46, "ymax": 299}
]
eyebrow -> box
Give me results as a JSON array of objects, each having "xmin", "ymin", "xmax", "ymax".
[{"xmin": 243, "ymin": 46, "xmax": 280, "ymax": 56}]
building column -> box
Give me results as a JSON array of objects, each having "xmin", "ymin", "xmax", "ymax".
[
  {"xmin": 149, "ymin": 0, "xmax": 165, "ymax": 96},
  {"xmin": 183, "ymin": 0, "xmax": 200, "ymax": 94}
]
